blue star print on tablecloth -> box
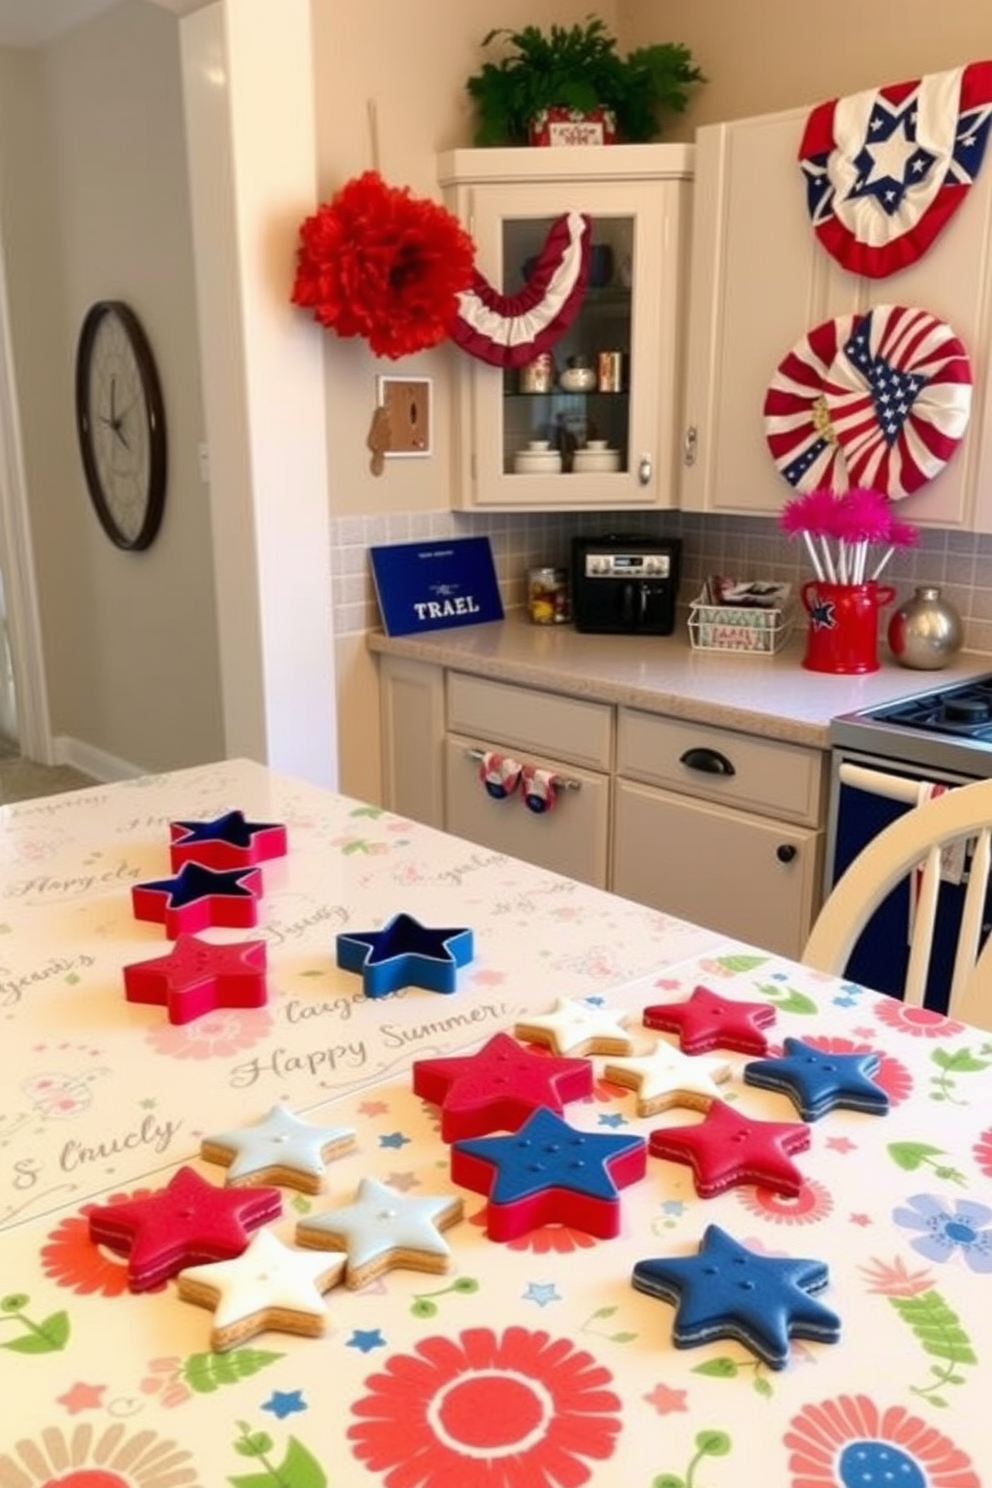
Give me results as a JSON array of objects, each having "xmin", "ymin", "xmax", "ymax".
[
  {"xmin": 336, "ymin": 913, "xmax": 474, "ymax": 997},
  {"xmin": 743, "ymin": 1036, "xmax": 889, "ymax": 1121},
  {"xmin": 348, "ymin": 1329, "xmax": 387, "ymax": 1353},
  {"xmin": 632, "ymin": 1223, "xmax": 840, "ymax": 1371},
  {"xmin": 262, "ymin": 1389, "xmax": 306, "ymax": 1420}
]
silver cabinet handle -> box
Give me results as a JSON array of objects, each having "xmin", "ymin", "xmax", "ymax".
[
  {"xmin": 638, "ymin": 455, "xmax": 652, "ymax": 485},
  {"xmin": 464, "ymin": 747, "xmax": 582, "ymax": 791},
  {"xmin": 683, "ymin": 425, "xmax": 697, "ymax": 466}
]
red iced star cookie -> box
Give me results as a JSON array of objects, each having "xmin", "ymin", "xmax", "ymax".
[
  {"xmin": 87, "ymin": 1165, "xmax": 281, "ymax": 1291},
  {"xmin": 643, "ymin": 985, "xmax": 776, "ymax": 1055},
  {"xmin": 123, "ymin": 934, "xmax": 268, "ymax": 1024},
  {"xmin": 412, "ymin": 1031, "xmax": 593, "ymax": 1141},
  {"xmin": 648, "ymin": 1097, "xmax": 810, "ymax": 1198}
]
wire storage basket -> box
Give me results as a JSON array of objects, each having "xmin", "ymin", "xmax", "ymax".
[{"xmin": 688, "ymin": 579, "xmax": 793, "ymax": 655}]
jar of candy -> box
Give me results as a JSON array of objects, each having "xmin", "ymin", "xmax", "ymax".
[{"xmin": 528, "ymin": 567, "xmax": 571, "ymax": 624}]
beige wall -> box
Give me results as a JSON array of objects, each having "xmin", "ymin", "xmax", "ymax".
[
  {"xmin": 621, "ymin": 0, "xmax": 990, "ymax": 136},
  {"xmin": 2, "ymin": 1, "xmax": 224, "ymax": 773}
]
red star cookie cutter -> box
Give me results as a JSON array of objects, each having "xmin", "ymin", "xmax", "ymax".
[
  {"xmin": 168, "ymin": 809, "xmax": 288, "ymax": 871},
  {"xmin": 131, "ymin": 862, "xmax": 263, "ymax": 937}
]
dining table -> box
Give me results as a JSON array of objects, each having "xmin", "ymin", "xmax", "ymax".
[{"xmin": 0, "ymin": 756, "xmax": 989, "ymax": 1488}]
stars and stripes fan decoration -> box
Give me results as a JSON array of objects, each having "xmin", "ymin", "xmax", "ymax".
[
  {"xmin": 763, "ymin": 304, "xmax": 972, "ymax": 500},
  {"xmin": 798, "ymin": 61, "xmax": 992, "ymax": 279}
]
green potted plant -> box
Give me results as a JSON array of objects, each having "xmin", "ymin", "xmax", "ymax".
[{"xmin": 465, "ymin": 17, "xmax": 704, "ymax": 146}]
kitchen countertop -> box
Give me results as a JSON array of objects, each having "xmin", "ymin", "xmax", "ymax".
[
  {"xmin": 369, "ymin": 613, "xmax": 992, "ymax": 749},
  {"xmin": 2, "ymin": 759, "xmax": 991, "ymax": 1486}
]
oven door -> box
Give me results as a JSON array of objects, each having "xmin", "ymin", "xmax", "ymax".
[{"xmin": 827, "ymin": 750, "xmax": 991, "ymax": 1014}]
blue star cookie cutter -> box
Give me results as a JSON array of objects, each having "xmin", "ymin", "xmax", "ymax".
[
  {"xmin": 336, "ymin": 912, "xmax": 473, "ymax": 998},
  {"xmin": 450, "ymin": 1105, "xmax": 646, "ymax": 1241},
  {"xmin": 632, "ymin": 1222, "xmax": 840, "ymax": 1370},
  {"xmin": 743, "ymin": 1035, "xmax": 889, "ymax": 1121}
]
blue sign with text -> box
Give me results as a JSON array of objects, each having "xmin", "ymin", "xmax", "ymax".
[{"xmin": 369, "ymin": 536, "xmax": 504, "ymax": 636}]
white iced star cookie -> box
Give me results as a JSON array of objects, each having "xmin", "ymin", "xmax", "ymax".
[
  {"xmin": 200, "ymin": 1103, "xmax": 357, "ymax": 1194},
  {"xmin": 295, "ymin": 1177, "xmax": 464, "ymax": 1289},
  {"xmin": 514, "ymin": 997, "xmax": 633, "ymax": 1057},
  {"xmin": 177, "ymin": 1228, "xmax": 346, "ymax": 1350},
  {"xmin": 603, "ymin": 1041, "xmax": 732, "ymax": 1116}
]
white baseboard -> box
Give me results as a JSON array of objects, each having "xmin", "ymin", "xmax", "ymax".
[{"xmin": 52, "ymin": 735, "xmax": 148, "ymax": 784}]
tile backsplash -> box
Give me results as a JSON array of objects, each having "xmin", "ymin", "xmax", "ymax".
[{"xmin": 333, "ymin": 509, "xmax": 992, "ymax": 654}]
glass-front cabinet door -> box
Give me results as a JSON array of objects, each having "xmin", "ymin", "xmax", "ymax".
[{"xmin": 439, "ymin": 146, "xmax": 694, "ymax": 511}]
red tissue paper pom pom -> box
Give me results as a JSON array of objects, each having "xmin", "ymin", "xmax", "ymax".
[{"xmin": 291, "ymin": 170, "xmax": 476, "ymax": 360}]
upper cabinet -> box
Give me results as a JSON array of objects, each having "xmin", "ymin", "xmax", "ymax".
[
  {"xmin": 438, "ymin": 145, "xmax": 693, "ymax": 511},
  {"xmin": 680, "ymin": 105, "xmax": 992, "ymax": 531}
]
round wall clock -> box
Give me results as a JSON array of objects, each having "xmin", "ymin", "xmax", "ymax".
[{"xmin": 74, "ymin": 300, "xmax": 167, "ymax": 551}]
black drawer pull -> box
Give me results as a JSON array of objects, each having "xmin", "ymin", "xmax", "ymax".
[
  {"xmin": 679, "ymin": 746, "xmax": 736, "ymax": 777},
  {"xmin": 776, "ymin": 843, "xmax": 797, "ymax": 864}
]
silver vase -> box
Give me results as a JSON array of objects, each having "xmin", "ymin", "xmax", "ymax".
[{"xmin": 887, "ymin": 585, "xmax": 963, "ymax": 670}]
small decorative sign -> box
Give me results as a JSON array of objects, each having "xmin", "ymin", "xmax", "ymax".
[
  {"xmin": 369, "ymin": 536, "xmax": 504, "ymax": 636},
  {"xmin": 529, "ymin": 107, "xmax": 617, "ymax": 146}
]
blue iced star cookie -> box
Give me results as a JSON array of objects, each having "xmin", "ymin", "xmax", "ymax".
[
  {"xmin": 336, "ymin": 913, "xmax": 473, "ymax": 998},
  {"xmin": 743, "ymin": 1036, "xmax": 889, "ymax": 1121},
  {"xmin": 450, "ymin": 1106, "xmax": 646, "ymax": 1241},
  {"xmin": 632, "ymin": 1223, "xmax": 840, "ymax": 1370}
]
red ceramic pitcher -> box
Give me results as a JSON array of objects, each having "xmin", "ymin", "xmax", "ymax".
[{"xmin": 800, "ymin": 580, "xmax": 897, "ymax": 674}]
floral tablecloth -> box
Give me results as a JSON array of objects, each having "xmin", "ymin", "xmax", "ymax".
[{"xmin": 1, "ymin": 761, "xmax": 991, "ymax": 1487}]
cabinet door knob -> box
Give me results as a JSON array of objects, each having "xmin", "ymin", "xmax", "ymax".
[
  {"xmin": 683, "ymin": 425, "xmax": 697, "ymax": 466},
  {"xmin": 679, "ymin": 746, "xmax": 735, "ymax": 777},
  {"xmin": 776, "ymin": 843, "xmax": 797, "ymax": 864},
  {"xmin": 638, "ymin": 455, "xmax": 652, "ymax": 485}
]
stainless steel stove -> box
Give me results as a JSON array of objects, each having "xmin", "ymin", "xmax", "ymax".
[
  {"xmin": 827, "ymin": 672, "xmax": 992, "ymax": 1013},
  {"xmin": 831, "ymin": 674, "xmax": 992, "ymax": 777}
]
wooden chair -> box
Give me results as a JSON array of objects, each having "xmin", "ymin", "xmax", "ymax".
[{"xmin": 803, "ymin": 778, "xmax": 992, "ymax": 1030}]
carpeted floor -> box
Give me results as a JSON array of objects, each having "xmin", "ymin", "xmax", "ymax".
[{"xmin": 0, "ymin": 749, "xmax": 97, "ymax": 803}]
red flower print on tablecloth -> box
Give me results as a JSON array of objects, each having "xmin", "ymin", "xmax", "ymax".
[
  {"xmin": 0, "ymin": 1422, "xmax": 199, "ymax": 1486},
  {"xmin": 784, "ymin": 1393, "xmax": 980, "ymax": 1487},
  {"xmin": 788, "ymin": 1034, "xmax": 912, "ymax": 1105},
  {"xmin": 736, "ymin": 1178, "xmax": 833, "ymax": 1226},
  {"xmin": 348, "ymin": 1326, "xmax": 622, "ymax": 1488},
  {"xmin": 467, "ymin": 1207, "xmax": 600, "ymax": 1255},
  {"xmin": 974, "ymin": 1125, "xmax": 992, "ymax": 1181},
  {"xmin": 144, "ymin": 1007, "xmax": 273, "ymax": 1060},
  {"xmin": 873, "ymin": 997, "xmax": 964, "ymax": 1039},
  {"xmin": 41, "ymin": 1189, "xmax": 162, "ymax": 1296}
]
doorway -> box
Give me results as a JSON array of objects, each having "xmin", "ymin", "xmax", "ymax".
[{"xmin": 0, "ymin": 219, "xmax": 53, "ymax": 765}]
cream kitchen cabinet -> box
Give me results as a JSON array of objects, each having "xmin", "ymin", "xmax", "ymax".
[
  {"xmin": 680, "ymin": 102, "xmax": 992, "ymax": 532},
  {"xmin": 438, "ymin": 145, "xmax": 693, "ymax": 512},
  {"xmin": 613, "ymin": 707, "xmax": 826, "ymax": 959},
  {"xmin": 445, "ymin": 673, "xmax": 612, "ymax": 887},
  {"xmin": 377, "ymin": 654, "xmax": 828, "ymax": 955}
]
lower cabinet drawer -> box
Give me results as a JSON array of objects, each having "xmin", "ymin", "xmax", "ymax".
[
  {"xmin": 612, "ymin": 778, "xmax": 823, "ymax": 959},
  {"xmin": 445, "ymin": 735, "xmax": 610, "ymax": 888}
]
